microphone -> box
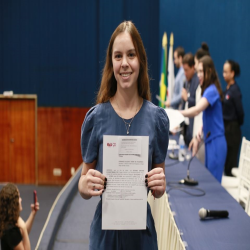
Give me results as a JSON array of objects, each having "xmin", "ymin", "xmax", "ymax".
[
  {"xmin": 199, "ymin": 208, "xmax": 229, "ymax": 219},
  {"xmin": 179, "ymin": 131, "xmax": 211, "ymax": 186}
]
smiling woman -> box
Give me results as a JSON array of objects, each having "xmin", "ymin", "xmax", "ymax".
[
  {"xmin": 96, "ymin": 21, "xmax": 150, "ymax": 104},
  {"xmin": 112, "ymin": 32, "xmax": 140, "ymax": 93},
  {"xmin": 78, "ymin": 21, "xmax": 169, "ymax": 250}
]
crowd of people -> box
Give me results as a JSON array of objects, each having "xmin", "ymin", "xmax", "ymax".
[{"xmin": 166, "ymin": 43, "xmax": 244, "ymax": 182}]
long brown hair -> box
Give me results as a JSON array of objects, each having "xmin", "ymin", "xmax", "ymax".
[
  {"xmin": 199, "ymin": 56, "xmax": 223, "ymax": 100},
  {"xmin": 0, "ymin": 183, "xmax": 20, "ymax": 238},
  {"xmin": 96, "ymin": 21, "xmax": 151, "ymax": 104}
]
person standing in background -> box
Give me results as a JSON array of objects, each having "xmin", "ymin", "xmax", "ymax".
[
  {"xmin": 193, "ymin": 43, "xmax": 210, "ymax": 164},
  {"xmin": 181, "ymin": 53, "xmax": 199, "ymax": 146},
  {"xmin": 181, "ymin": 55, "xmax": 227, "ymax": 183},
  {"xmin": 165, "ymin": 47, "xmax": 186, "ymax": 109},
  {"xmin": 223, "ymin": 60, "xmax": 244, "ymax": 176}
]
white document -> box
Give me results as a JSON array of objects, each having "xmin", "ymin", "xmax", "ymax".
[
  {"xmin": 102, "ymin": 135, "xmax": 148, "ymax": 230},
  {"xmin": 164, "ymin": 108, "xmax": 185, "ymax": 132}
]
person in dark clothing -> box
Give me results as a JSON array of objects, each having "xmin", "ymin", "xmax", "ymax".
[
  {"xmin": 0, "ymin": 183, "xmax": 39, "ymax": 250},
  {"xmin": 181, "ymin": 53, "xmax": 199, "ymax": 146},
  {"xmin": 223, "ymin": 60, "xmax": 244, "ymax": 176}
]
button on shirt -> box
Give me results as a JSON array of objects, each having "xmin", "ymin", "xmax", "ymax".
[
  {"xmin": 170, "ymin": 66, "xmax": 186, "ymax": 109},
  {"xmin": 222, "ymin": 82, "xmax": 244, "ymax": 125}
]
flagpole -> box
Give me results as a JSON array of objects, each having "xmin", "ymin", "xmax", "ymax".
[
  {"xmin": 163, "ymin": 33, "xmax": 167, "ymax": 107},
  {"xmin": 167, "ymin": 32, "xmax": 175, "ymax": 103},
  {"xmin": 158, "ymin": 32, "xmax": 168, "ymax": 108}
]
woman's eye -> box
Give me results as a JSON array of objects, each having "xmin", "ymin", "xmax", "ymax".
[
  {"xmin": 115, "ymin": 54, "xmax": 122, "ymax": 59},
  {"xmin": 128, "ymin": 53, "xmax": 135, "ymax": 58}
]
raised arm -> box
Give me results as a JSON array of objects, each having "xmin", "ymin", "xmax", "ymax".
[
  {"xmin": 25, "ymin": 201, "xmax": 39, "ymax": 234},
  {"xmin": 181, "ymin": 97, "xmax": 209, "ymax": 118}
]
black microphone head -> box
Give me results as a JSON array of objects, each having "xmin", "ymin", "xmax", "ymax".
[{"xmin": 198, "ymin": 208, "xmax": 207, "ymax": 219}]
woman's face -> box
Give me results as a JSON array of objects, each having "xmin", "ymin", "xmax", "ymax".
[
  {"xmin": 197, "ymin": 62, "xmax": 204, "ymax": 86},
  {"xmin": 223, "ymin": 62, "xmax": 234, "ymax": 83},
  {"xmin": 112, "ymin": 31, "xmax": 140, "ymax": 92},
  {"xmin": 18, "ymin": 191, "xmax": 22, "ymax": 211}
]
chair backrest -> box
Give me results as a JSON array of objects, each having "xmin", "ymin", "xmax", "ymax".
[
  {"xmin": 239, "ymin": 137, "xmax": 250, "ymax": 182},
  {"xmin": 238, "ymin": 137, "xmax": 250, "ymax": 216}
]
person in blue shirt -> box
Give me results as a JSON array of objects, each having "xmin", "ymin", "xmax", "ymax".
[
  {"xmin": 222, "ymin": 60, "xmax": 244, "ymax": 176},
  {"xmin": 78, "ymin": 21, "xmax": 169, "ymax": 250},
  {"xmin": 180, "ymin": 55, "xmax": 227, "ymax": 183},
  {"xmin": 192, "ymin": 43, "xmax": 210, "ymax": 164},
  {"xmin": 165, "ymin": 47, "xmax": 186, "ymax": 109}
]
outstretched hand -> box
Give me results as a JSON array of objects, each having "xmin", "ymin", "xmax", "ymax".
[{"xmin": 145, "ymin": 167, "xmax": 166, "ymax": 198}]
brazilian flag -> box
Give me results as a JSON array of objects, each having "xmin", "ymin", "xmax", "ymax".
[{"xmin": 159, "ymin": 32, "xmax": 168, "ymax": 108}]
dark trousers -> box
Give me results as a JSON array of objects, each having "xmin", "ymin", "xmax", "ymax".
[
  {"xmin": 182, "ymin": 119, "xmax": 194, "ymax": 147},
  {"xmin": 224, "ymin": 120, "xmax": 242, "ymax": 176}
]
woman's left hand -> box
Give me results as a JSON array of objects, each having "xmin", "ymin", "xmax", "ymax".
[
  {"xmin": 31, "ymin": 202, "xmax": 39, "ymax": 214},
  {"xmin": 145, "ymin": 167, "xmax": 166, "ymax": 198}
]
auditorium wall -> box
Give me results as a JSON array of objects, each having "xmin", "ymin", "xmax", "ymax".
[
  {"xmin": 0, "ymin": 0, "xmax": 159, "ymax": 184},
  {"xmin": 160, "ymin": 0, "xmax": 250, "ymax": 141},
  {"xmin": 2, "ymin": 0, "xmax": 248, "ymax": 184}
]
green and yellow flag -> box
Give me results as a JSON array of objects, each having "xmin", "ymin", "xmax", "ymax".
[{"xmin": 159, "ymin": 32, "xmax": 168, "ymax": 108}]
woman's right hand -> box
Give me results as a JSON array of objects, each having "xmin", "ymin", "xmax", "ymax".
[
  {"xmin": 79, "ymin": 167, "xmax": 107, "ymax": 199},
  {"xmin": 85, "ymin": 169, "xmax": 107, "ymax": 196}
]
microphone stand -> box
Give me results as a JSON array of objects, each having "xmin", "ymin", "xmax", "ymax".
[
  {"xmin": 183, "ymin": 155, "xmax": 198, "ymax": 185},
  {"xmin": 169, "ymin": 147, "xmax": 178, "ymax": 160},
  {"xmin": 180, "ymin": 131, "xmax": 211, "ymax": 186}
]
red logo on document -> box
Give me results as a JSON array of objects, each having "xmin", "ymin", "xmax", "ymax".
[
  {"xmin": 226, "ymin": 94, "xmax": 230, "ymax": 100},
  {"xmin": 107, "ymin": 143, "xmax": 116, "ymax": 147}
]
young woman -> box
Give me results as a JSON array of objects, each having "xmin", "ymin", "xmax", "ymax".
[
  {"xmin": 0, "ymin": 183, "xmax": 39, "ymax": 250},
  {"xmin": 180, "ymin": 55, "xmax": 227, "ymax": 183},
  {"xmin": 223, "ymin": 60, "xmax": 244, "ymax": 176},
  {"xmin": 78, "ymin": 21, "xmax": 169, "ymax": 249}
]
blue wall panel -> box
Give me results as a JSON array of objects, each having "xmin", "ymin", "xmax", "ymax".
[
  {"xmin": 0, "ymin": 0, "xmax": 159, "ymax": 107},
  {"xmin": 160, "ymin": 0, "xmax": 250, "ymax": 139}
]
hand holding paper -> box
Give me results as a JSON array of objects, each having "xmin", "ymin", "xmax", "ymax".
[
  {"xmin": 145, "ymin": 167, "xmax": 166, "ymax": 198},
  {"xmin": 85, "ymin": 169, "xmax": 106, "ymax": 197}
]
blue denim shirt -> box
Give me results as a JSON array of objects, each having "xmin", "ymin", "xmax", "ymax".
[{"xmin": 170, "ymin": 66, "xmax": 186, "ymax": 109}]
